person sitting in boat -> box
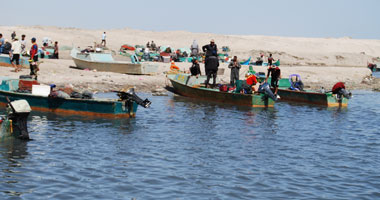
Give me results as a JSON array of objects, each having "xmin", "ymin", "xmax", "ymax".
[
  {"xmin": 289, "ymin": 74, "xmax": 304, "ymax": 91},
  {"xmin": 146, "ymin": 41, "xmax": 150, "ymax": 49},
  {"xmin": 240, "ymin": 72, "xmax": 258, "ymax": 94},
  {"xmin": 190, "ymin": 59, "xmax": 201, "ymax": 77},
  {"xmin": 256, "ymin": 54, "xmax": 264, "ymax": 66},
  {"xmin": 170, "ymin": 61, "xmax": 180, "ymax": 71},
  {"xmin": 265, "ymin": 64, "xmax": 281, "ymax": 98},
  {"xmin": 49, "ymin": 84, "xmax": 71, "ymax": 99},
  {"xmin": 332, "ymin": 82, "xmax": 351, "ymax": 100}
]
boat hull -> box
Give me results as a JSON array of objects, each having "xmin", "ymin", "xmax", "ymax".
[
  {"xmin": 277, "ymin": 89, "xmax": 348, "ymax": 107},
  {"xmin": 0, "ymin": 54, "xmax": 29, "ymax": 68},
  {"xmin": 168, "ymin": 74, "xmax": 274, "ymax": 107},
  {"xmin": 0, "ymin": 90, "xmax": 138, "ymax": 118},
  {"xmin": 71, "ymin": 48, "xmax": 157, "ymax": 75}
]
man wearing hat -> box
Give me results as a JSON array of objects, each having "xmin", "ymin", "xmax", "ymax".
[
  {"xmin": 11, "ymin": 37, "xmax": 22, "ymax": 72},
  {"xmin": 202, "ymin": 39, "xmax": 219, "ymax": 88}
]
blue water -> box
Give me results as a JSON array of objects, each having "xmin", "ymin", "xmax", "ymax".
[{"xmin": 0, "ymin": 89, "xmax": 379, "ymax": 199}]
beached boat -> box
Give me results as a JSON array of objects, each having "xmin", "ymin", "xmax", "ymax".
[
  {"xmin": 167, "ymin": 73, "xmax": 275, "ymax": 107},
  {"xmin": 0, "ymin": 77, "xmax": 151, "ymax": 118},
  {"xmin": 71, "ymin": 48, "xmax": 158, "ymax": 75},
  {"xmin": 0, "ymin": 98, "xmax": 31, "ymax": 140},
  {"xmin": 0, "ymin": 54, "xmax": 29, "ymax": 68}
]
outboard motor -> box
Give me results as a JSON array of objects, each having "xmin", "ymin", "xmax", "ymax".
[
  {"xmin": 336, "ymin": 88, "xmax": 352, "ymax": 100},
  {"xmin": 116, "ymin": 88, "xmax": 152, "ymax": 108},
  {"xmin": 7, "ymin": 99, "xmax": 31, "ymax": 140},
  {"xmin": 258, "ymin": 82, "xmax": 277, "ymax": 101}
]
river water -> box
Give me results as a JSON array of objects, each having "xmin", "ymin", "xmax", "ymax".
[{"xmin": 1, "ymin": 83, "xmax": 379, "ymax": 199}]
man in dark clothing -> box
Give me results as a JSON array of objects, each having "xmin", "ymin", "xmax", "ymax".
[
  {"xmin": 2, "ymin": 40, "xmax": 12, "ymax": 54},
  {"xmin": 268, "ymin": 53, "xmax": 274, "ymax": 66},
  {"xmin": 11, "ymin": 31, "xmax": 16, "ymax": 40},
  {"xmin": 53, "ymin": 41, "xmax": 59, "ymax": 59},
  {"xmin": 266, "ymin": 64, "xmax": 281, "ymax": 98},
  {"xmin": 190, "ymin": 59, "xmax": 201, "ymax": 77},
  {"xmin": 228, "ymin": 56, "xmax": 241, "ymax": 86},
  {"xmin": 202, "ymin": 39, "xmax": 219, "ymax": 88}
]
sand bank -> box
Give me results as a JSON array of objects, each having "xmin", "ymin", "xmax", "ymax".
[{"xmin": 0, "ymin": 25, "xmax": 378, "ymax": 92}]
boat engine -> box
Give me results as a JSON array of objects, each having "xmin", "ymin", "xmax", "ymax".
[
  {"xmin": 336, "ymin": 88, "xmax": 352, "ymax": 100},
  {"xmin": 258, "ymin": 82, "xmax": 277, "ymax": 101},
  {"xmin": 116, "ymin": 88, "xmax": 152, "ymax": 108},
  {"xmin": 7, "ymin": 99, "xmax": 32, "ymax": 140}
]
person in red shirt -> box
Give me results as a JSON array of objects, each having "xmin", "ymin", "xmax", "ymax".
[
  {"xmin": 332, "ymin": 82, "xmax": 351, "ymax": 100},
  {"xmin": 240, "ymin": 72, "xmax": 258, "ymax": 94},
  {"xmin": 29, "ymin": 37, "xmax": 39, "ymax": 80}
]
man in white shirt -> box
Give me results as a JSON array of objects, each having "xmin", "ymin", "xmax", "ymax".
[
  {"xmin": 11, "ymin": 37, "xmax": 22, "ymax": 72},
  {"xmin": 101, "ymin": 32, "xmax": 106, "ymax": 47},
  {"xmin": 20, "ymin": 34, "xmax": 26, "ymax": 55}
]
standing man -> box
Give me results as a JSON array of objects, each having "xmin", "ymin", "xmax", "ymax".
[
  {"xmin": 265, "ymin": 64, "xmax": 281, "ymax": 98},
  {"xmin": 11, "ymin": 37, "xmax": 22, "ymax": 72},
  {"xmin": 228, "ymin": 56, "xmax": 241, "ymax": 86},
  {"xmin": 0, "ymin": 33, "xmax": 4, "ymax": 54},
  {"xmin": 20, "ymin": 34, "xmax": 26, "ymax": 55},
  {"xmin": 53, "ymin": 41, "xmax": 59, "ymax": 59},
  {"xmin": 202, "ymin": 39, "xmax": 219, "ymax": 88},
  {"xmin": 101, "ymin": 32, "xmax": 106, "ymax": 47},
  {"xmin": 190, "ymin": 40, "xmax": 199, "ymax": 57},
  {"xmin": 11, "ymin": 31, "xmax": 16, "ymax": 40},
  {"xmin": 268, "ymin": 53, "xmax": 274, "ymax": 66},
  {"xmin": 29, "ymin": 37, "xmax": 39, "ymax": 80}
]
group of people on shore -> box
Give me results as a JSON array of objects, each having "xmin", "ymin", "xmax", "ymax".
[{"xmin": 0, "ymin": 31, "xmax": 59, "ymax": 79}]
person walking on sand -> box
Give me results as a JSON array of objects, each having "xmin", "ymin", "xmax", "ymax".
[
  {"xmin": 202, "ymin": 39, "xmax": 219, "ymax": 88},
  {"xmin": 265, "ymin": 64, "xmax": 281, "ymax": 99},
  {"xmin": 29, "ymin": 37, "xmax": 39, "ymax": 80},
  {"xmin": 228, "ymin": 56, "xmax": 241, "ymax": 86},
  {"xmin": 53, "ymin": 41, "xmax": 59, "ymax": 59},
  {"xmin": 11, "ymin": 31, "xmax": 16, "ymax": 40},
  {"xmin": 11, "ymin": 37, "xmax": 22, "ymax": 72},
  {"xmin": 101, "ymin": 32, "xmax": 106, "ymax": 47},
  {"xmin": 20, "ymin": 34, "xmax": 26, "ymax": 55}
]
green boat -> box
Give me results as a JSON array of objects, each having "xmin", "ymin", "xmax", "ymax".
[
  {"xmin": 258, "ymin": 75, "xmax": 349, "ymax": 107},
  {"xmin": 0, "ymin": 78, "xmax": 151, "ymax": 118},
  {"xmin": 167, "ymin": 73, "xmax": 275, "ymax": 107}
]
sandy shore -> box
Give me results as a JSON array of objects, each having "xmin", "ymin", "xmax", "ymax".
[
  {"xmin": 0, "ymin": 58, "xmax": 376, "ymax": 93},
  {"xmin": 0, "ymin": 25, "xmax": 379, "ymax": 93}
]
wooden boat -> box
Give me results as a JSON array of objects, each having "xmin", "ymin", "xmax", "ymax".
[
  {"xmin": 277, "ymin": 89, "xmax": 349, "ymax": 107},
  {"xmin": 0, "ymin": 98, "xmax": 31, "ymax": 140},
  {"xmin": 71, "ymin": 48, "xmax": 158, "ymax": 75},
  {"xmin": 0, "ymin": 78, "xmax": 151, "ymax": 118},
  {"xmin": 167, "ymin": 73, "xmax": 275, "ymax": 107},
  {"xmin": 260, "ymin": 76, "xmax": 349, "ymax": 107},
  {"xmin": 0, "ymin": 54, "xmax": 29, "ymax": 68}
]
